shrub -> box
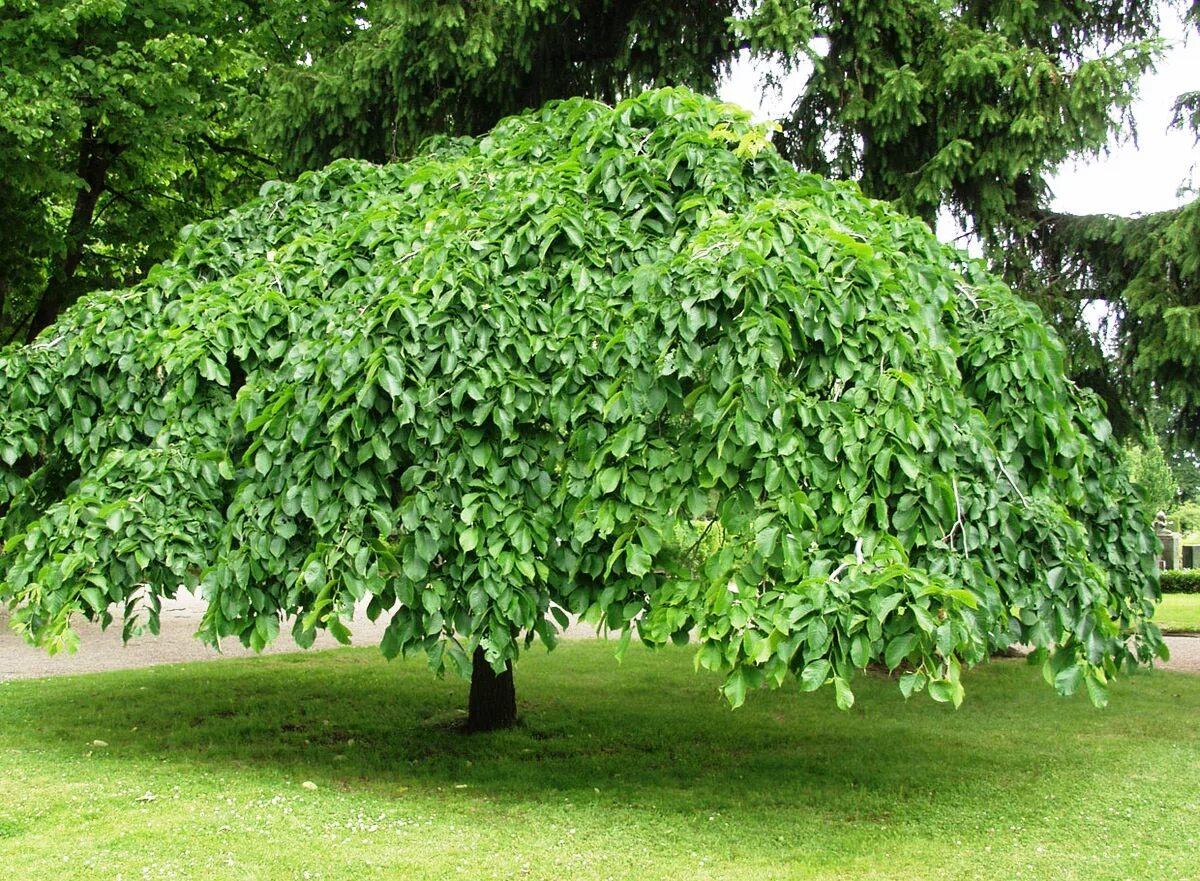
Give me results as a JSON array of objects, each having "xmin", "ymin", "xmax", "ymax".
[{"xmin": 1161, "ymin": 570, "xmax": 1200, "ymax": 594}]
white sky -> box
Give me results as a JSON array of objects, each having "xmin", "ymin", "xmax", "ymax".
[{"xmin": 717, "ymin": 11, "xmax": 1196, "ymax": 227}]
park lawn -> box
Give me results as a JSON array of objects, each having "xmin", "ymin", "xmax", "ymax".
[
  {"xmin": 0, "ymin": 641, "xmax": 1197, "ymax": 881},
  {"xmin": 1156, "ymin": 593, "xmax": 1200, "ymax": 633}
]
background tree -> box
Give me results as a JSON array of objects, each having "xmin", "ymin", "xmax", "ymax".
[
  {"xmin": 0, "ymin": 0, "xmax": 281, "ymax": 343},
  {"xmin": 257, "ymin": 0, "xmax": 739, "ymax": 173},
  {"xmin": 765, "ymin": 1, "xmax": 1198, "ymax": 439},
  {"xmin": 1001, "ymin": 79, "xmax": 1199, "ymax": 441},
  {"xmin": 0, "ymin": 92, "xmax": 1163, "ymax": 729},
  {"xmin": 1126, "ymin": 436, "xmax": 1181, "ymax": 513}
]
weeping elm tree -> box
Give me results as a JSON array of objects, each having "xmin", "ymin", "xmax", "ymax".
[{"xmin": 0, "ymin": 90, "xmax": 1164, "ymax": 731}]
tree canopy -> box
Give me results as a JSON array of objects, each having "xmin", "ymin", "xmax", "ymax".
[
  {"xmin": 0, "ymin": 91, "xmax": 1164, "ymax": 721},
  {"xmin": 263, "ymin": 0, "xmax": 1165, "ymax": 230},
  {"xmin": 1007, "ymin": 200, "xmax": 1200, "ymax": 441}
]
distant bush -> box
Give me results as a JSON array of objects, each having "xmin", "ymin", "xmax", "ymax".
[
  {"xmin": 1126, "ymin": 439, "xmax": 1179, "ymax": 515},
  {"xmin": 1161, "ymin": 570, "xmax": 1200, "ymax": 594},
  {"xmin": 1167, "ymin": 502, "xmax": 1200, "ymax": 538}
]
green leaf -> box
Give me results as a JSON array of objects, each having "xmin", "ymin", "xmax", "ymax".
[
  {"xmin": 1054, "ymin": 664, "xmax": 1084, "ymax": 696},
  {"xmin": 928, "ymin": 680, "xmax": 955, "ymax": 703},
  {"xmin": 626, "ymin": 543, "xmax": 652, "ymax": 577},
  {"xmin": 614, "ymin": 627, "xmax": 633, "ymax": 662},
  {"xmin": 254, "ymin": 448, "xmax": 272, "ymax": 476},
  {"xmin": 755, "ymin": 525, "xmax": 780, "ymax": 560},
  {"xmin": 722, "ymin": 668, "xmax": 748, "ymax": 708},
  {"xmin": 898, "ymin": 671, "xmax": 926, "ymax": 698},
  {"xmin": 1084, "ymin": 672, "xmax": 1110, "ymax": 708},
  {"xmin": 79, "ymin": 588, "xmax": 106, "ymax": 613},
  {"xmin": 1046, "ymin": 566, "xmax": 1066, "ymax": 592},
  {"xmin": 875, "ymin": 592, "xmax": 904, "ymax": 622},
  {"xmin": 105, "ymin": 509, "xmax": 127, "ymax": 533},
  {"xmin": 597, "ymin": 468, "xmax": 621, "ymax": 494},
  {"xmin": 943, "ymin": 588, "xmax": 978, "ymax": 609},
  {"xmin": 833, "ymin": 676, "xmax": 855, "ymax": 710},
  {"xmin": 799, "ymin": 659, "xmax": 830, "ymax": 692},
  {"xmin": 896, "ymin": 453, "xmax": 921, "ymax": 481},
  {"xmin": 849, "ymin": 633, "xmax": 870, "ymax": 668},
  {"xmin": 885, "ymin": 633, "xmax": 915, "ymax": 670},
  {"xmin": 380, "ymin": 621, "xmax": 403, "ymax": 659}
]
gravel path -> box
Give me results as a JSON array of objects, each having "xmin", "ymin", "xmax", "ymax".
[
  {"xmin": 1, "ymin": 593, "xmax": 1197, "ymax": 682},
  {"xmin": 0, "ymin": 592, "xmax": 597, "ymax": 682}
]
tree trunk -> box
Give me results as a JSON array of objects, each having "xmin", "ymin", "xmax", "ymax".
[
  {"xmin": 25, "ymin": 124, "xmax": 117, "ymax": 343},
  {"xmin": 467, "ymin": 645, "xmax": 516, "ymax": 732}
]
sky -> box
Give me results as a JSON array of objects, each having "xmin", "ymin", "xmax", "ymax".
[
  {"xmin": 717, "ymin": 11, "xmax": 1196, "ymax": 228},
  {"xmin": 1047, "ymin": 12, "xmax": 1195, "ymax": 217}
]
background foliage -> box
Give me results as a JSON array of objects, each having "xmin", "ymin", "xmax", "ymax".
[
  {"xmin": 1127, "ymin": 436, "xmax": 1182, "ymax": 514},
  {"xmin": 1160, "ymin": 570, "xmax": 1200, "ymax": 592},
  {"xmin": 0, "ymin": 0, "xmax": 280, "ymax": 343}
]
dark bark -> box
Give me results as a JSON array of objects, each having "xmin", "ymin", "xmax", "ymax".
[
  {"xmin": 467, "ymin": 645, "xmax": 517, "ymax": 732},
  {"xmin": 25, "ymin": 124, "xmax": 118, "ymax": 343}
]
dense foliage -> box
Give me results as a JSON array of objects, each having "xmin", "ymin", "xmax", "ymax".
[
  {"xmin": 259, "ymin": 0, "xmax": 1200, "ymax": 440},
  {"xmin": 1002, "ymin": 4, "xmax": 1199, "ymax": 439},
  {"xmin": 759, "ymin": 0, "xmax": 1163, "ymax": 237},
  {"xmin": 1006, "ymin": 199, "xmax": 1200, "ymax": 441},
  {"xmin": 264, "ymin": 0, "xmax": 1165, "ymax": 233},
  {"xmin": 260, "ymin": 0, "xmax": 738, "ymax": 173},
  {"xmin": 0, "ymin": 90, "xmax": 1165, "ymax": 709},
  {"xmin": 0, "ymin": 0, "xmax": 280, "ymax": 343},
  {"xmin": 1168, "ymin": 501, "xmax": 1200, "ymax": 537}
]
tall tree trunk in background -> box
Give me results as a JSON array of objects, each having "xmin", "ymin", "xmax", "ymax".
[
  {"xmin": 467, "ymin": 645, "xmax": 517, "ymax": 732},
  {"xmin": 25, "ymin": 124, "xmax": 116, "ymax": 343}
]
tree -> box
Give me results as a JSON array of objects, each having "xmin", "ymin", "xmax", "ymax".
[
  {"xmin": 0, "ymin": 0, "xmax": 280, "ymax": 344},
  {"xmin": 1126, "ymin": 436, "xmax": 1181, "ymax": 514},
  {"xmin": 1002, "ymin": 163, "xmax": 1200, "ymax": 444},
  {"xmin": 0, "ymin": 91, "xmax": 1164, "ymax": 729}
]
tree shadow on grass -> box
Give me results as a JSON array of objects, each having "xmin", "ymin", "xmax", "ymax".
[{"xmin": 2, "ymin": 641, "xmax": 1194, "ymax": 823}]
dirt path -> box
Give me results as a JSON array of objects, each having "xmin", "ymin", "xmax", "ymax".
[{"xmin": 1, "ymin": 592, "xmax": 1197, "ymax": 682}]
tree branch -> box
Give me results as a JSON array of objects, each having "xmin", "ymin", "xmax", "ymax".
[{"xmin": 199, "ymin": 133, "xmax": 273, "ymax": 166}]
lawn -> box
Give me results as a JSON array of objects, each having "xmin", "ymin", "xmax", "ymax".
[
  {"xmin": 1, "ymin": 641, "xmax": 1197, "ymax": 881},
  {"xmin": 1156, "ymin": 593, "xmax": 1200, "ymax": 633}
]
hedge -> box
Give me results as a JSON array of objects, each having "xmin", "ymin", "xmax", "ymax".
[{"xmin": 1161, "ymin": 570, "xmax": 1200, "ymax": 594}]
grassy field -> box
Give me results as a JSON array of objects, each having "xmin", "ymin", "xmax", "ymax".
[
  {"xmin": 1156, "ymin": 593, "xmax": 1200, "ymax": 632},
  {"xmin": 0, "ymin": 640, "xmax": 1197, "ymax": 881}
]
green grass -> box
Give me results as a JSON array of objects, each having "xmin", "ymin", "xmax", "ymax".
[
  {"xmin": 1156, "ymin": 593, "xmax": 1200, "ymax": 632},
  {"xmin": 1, "ymin": 641, "xmax": 1198, "ymax": 881}
]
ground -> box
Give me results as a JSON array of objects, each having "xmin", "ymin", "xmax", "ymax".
[
  {"xmin": 1156, "ymin": 593, "xmax": 1200, "ymax": 633},
  {"xmin": 0, "ymin": 641, "xmax": 1198, "ymax": 881}
]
